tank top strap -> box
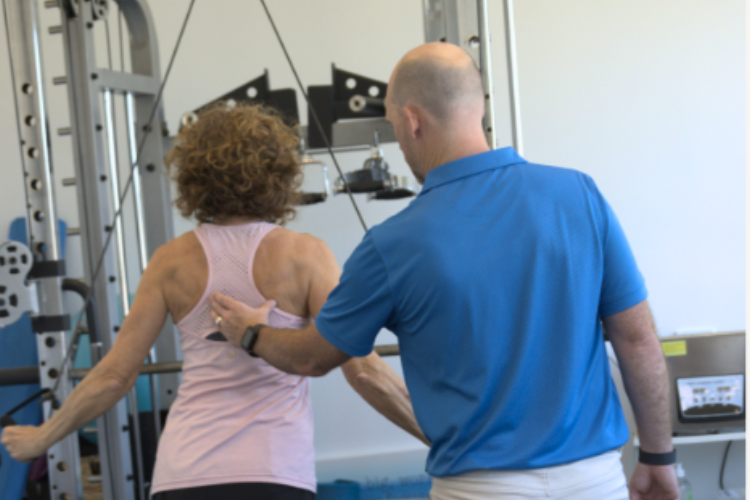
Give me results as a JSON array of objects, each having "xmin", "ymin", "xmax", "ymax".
[{"xmin": 244, "ymin": 222, "xmax": 279, "ymax": 273}]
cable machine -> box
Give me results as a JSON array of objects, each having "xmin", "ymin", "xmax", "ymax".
[{"xmin": 0, "ymin": 1, "xmax": 522, "ymax": 499}]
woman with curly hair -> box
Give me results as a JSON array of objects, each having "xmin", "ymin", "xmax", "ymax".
[{"xmin": 1, "ymin": 104, "xmax": 427, "ymax": 500}]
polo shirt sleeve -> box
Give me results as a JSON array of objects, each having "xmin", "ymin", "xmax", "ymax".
[
  {"xmin": 598, "ymin": 192, "xmax": 649, "ymax": 318},
  {"xmin": 315, "ymin": 232, "xmax": 395, "ymax": 357}
]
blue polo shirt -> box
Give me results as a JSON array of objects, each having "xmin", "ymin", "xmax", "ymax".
[{"xmin": 316, "ymin": 147, "xmax": 646, "ymax": 477}]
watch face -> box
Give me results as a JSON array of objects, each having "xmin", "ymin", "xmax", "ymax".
[
  {"xmin": 241, "ymin": 324, "xmax": 265, "ymax": 357},
  {"xmin": 241, "ymin": 327, "xmax": 255, "ymax": 351}
]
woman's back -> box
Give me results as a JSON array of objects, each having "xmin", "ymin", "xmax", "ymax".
[
  {"xmin": 150, "ymin": 221, "xmax": 316, "ymax": 495},
  {"xmin": 0, "ymin": 104, "xmax": 423, "ymax": 500}
]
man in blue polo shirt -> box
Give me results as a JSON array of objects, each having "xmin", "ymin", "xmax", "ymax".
[{"xmin": 211, "ymin": 42, "xmax": 679, "ymax": 500}]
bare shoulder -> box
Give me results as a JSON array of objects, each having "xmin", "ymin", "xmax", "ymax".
[
  {"xmin": 146, "ymin": 231, "xmax": 204, "ymax": 279},
  {"xmin": 142, "ymin": 230, "xmax": 207, "ymax": 322},
  {"xmin": 261, "ymin": 227, "xmax": 335, "ymax": 266}
]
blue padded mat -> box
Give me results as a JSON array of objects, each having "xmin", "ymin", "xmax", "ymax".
[
  {"xmin": 317, "ymin": 477, "xmax": 433, "ymax": 500},
  {"xmin": 0, "ymin": 218, "xmax": 67, "ymax": 500}
]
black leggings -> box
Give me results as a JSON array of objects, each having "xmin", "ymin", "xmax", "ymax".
[{"xmin": 152, "ymin": 482, "xmax": 315, "ymax": 500}]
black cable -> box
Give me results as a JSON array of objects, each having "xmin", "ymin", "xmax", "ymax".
[
  {"xmin": 258, "ymin": 0, "xmax": 368, "ymax": 233},
  {"xmin": 719, "ymin": 440, "xmax": 733, "ymax": 490},
  {"xmin": 49, "ymin": 0, "xmax": 197, "ymax": 396},
  {"xmin": 1, "ymin": 389, "xmax": 50, "ymax": 427}
]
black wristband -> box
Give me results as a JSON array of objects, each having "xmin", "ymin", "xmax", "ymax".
[
  {"xmin": 241, "ymin": 324, "xmax": 267, "ymax": 358},
  {"xmin": 639, "ymin": 449, "xmax": 676, "ymax": 466}
]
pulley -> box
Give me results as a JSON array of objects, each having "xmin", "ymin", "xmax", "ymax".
[
  {"xmin": 0, "ymin": 241, "xmax": 37, "ymax": 328},
  {"xmin": 334, "ymin": 131, "xmax": 415, "ymax": 200}
]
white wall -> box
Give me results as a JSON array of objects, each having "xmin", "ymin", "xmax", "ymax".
[
  {"xmin": 509, "ymin": 1, "xmax": 745, "ymax": 338},
  {"xmin": 0, "ymin": 0, "xmax": 744, "ymax": 493}
]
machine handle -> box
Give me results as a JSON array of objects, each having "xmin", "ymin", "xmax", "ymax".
[{"xmin": 0, "ymin": 414, "xmax": 17, "ymax": 428}]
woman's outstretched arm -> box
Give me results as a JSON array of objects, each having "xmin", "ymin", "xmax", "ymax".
[{"xmin": 1, "ymin": 246, "xmax": 171, "ymax": 462}]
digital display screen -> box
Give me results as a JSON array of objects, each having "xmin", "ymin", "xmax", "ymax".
[{"xmin": 676, "ymin": 375, "xmax": 744, "ymax": 420}]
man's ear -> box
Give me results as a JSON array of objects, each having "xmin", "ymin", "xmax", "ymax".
[{"xmin": 402, "ymin": 105, "xmax": 421, "ymax": 139}]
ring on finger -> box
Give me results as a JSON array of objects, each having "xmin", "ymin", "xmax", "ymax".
[{"xmin": 215, "ymin": 316, "xmax": 223, "ymax": 326}]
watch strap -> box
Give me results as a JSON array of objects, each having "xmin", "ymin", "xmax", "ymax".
[
  {"xmin": 638, "ymin": 449, "xmax": 676, "ymax": 466},
  {"xmin": 241, "ymin": 324, "xmax": 267, "ymax": 358}
]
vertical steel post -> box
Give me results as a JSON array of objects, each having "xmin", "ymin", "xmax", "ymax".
[
  {"xmin": 125, "ymin": 91, "xmax": 163, "ymax": 443},
  {"xmin": 501, "ymin": 0, "xmax": 523, "ymax": 154},
  {"xmin": 102, "ymin": 90, "xmax": 130, "ymax": 317},
  {"xmin": 124, "ymin": 93, "xmax": 149, "ymax": 269},
  {"xmin": 423, "ymin": 0, "xmax": 522, "ymax": 152},
  {"xmin": 2, "ymin": 0, "xmax": 81, "ymax": 498},
  {"xmin": 422, "ymin": 0, "xmax": 497, "ymax": 148},
  {"xmin": 117, "ymin": 0, "xmax": 182, "ymax": 411},
  {"xmin": 58, "ymin": 2, "xmax": 136, "ymax": 499},
  {"xmin": 477, "ymin": 0, "xmax": 497, "ymax": 149},
  {"xmin": 103, "ymin": 89, "xmax": 147, "ymax": 500}
]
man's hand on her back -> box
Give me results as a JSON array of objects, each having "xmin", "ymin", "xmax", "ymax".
[
  {"xmin": 209, "ymin": 292, "xmax": 275, "ymax": 349},
  {"xmin": 629, "ymin": 463, "xmax": 680, "ymax": 500}
]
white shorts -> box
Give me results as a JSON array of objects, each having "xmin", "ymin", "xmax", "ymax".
[{"xmin": 430, "ymin": 450, "xmax": 628, "ymax": 500}]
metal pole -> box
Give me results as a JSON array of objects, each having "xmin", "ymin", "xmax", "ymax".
[
  {"xmin": 3, "ymin": 0, "xmax": 82, "ymax": 497},
  {"xmin": 501, "ymin": 0, "xmax": 523, "ymax": 154},
  {"xmin": 29, "ymin": 1, "xmax": 59, "ymax": 258},
  {"xmin": 103, "ymin": 89, "xmax": 147, "ymax": 500},
  {"xmin": 125, "ymin": 92, "xmax": 149, "ymax": 269},
  {"xmin": 477, "ymin": 0, "xmax": 497, "ymax": 149},
  {"xmin": 89, "ymin": 340, "xmax": 118, "ymax": 500},
  {"xmin": 125, "ymin": 91, "xmax": 163, "ymax": 442},
  {"xmin": 103, "ymin": 90, "xmax": 130, "ymax": 316},
  {"xmin": 68, "ymin": 344, "xmax": 403, "ymax": 380},
  {"xmin": 70, "ymin": 361, "xmax": 184, "ymax": 379}
]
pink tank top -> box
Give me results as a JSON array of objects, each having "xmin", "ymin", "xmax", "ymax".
[{"xmin": 150, "ymin": 222, "xmax": 315, "ymax": 495}]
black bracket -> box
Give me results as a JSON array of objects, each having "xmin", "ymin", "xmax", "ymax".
[
  {"xmin": 193, "ymin": 70, "xmax": 299, "ymax": 126},
  {"xmin": 31, "ymin": 315, "xmax": 71, "ymax": 333},
  {"xmin": 332, "ymin": 66, "xmax": 387, "ymax": 120},
  {"xmin": 27, "ymin": 259, "xmax": 67, "ymax": 280},
  {"xmin": 307, "ymin": 65, "xmax": 388, "ymax": 148}
]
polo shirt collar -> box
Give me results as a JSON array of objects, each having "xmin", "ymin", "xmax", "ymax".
[{"xmin": 420, "ymin": 147, "xmax": 526, "ymax": 195}]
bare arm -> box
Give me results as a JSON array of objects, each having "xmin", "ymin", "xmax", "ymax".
[
  {"xmin": 210, "ymin": 235, "xmax": 426, "ymax": 443},
  {"xmin": 230, "ymin": 319, "xmax": 350, "ymax": 377},
  {"xmin": 604, "ymin": 300, "xmax": 679, "ymax": 500},
  {"xmin": 342, "ymin": 354, "xmax": 429, "ymax": 445},
  {"xmin": 604, "ymin": 300, "xmax": 671, "ymax": 453},
  {"xmin": 1, "ymin": 251, "xmax": 170, "ymax": 462}
]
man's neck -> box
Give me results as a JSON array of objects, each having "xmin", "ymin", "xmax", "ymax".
[{"xmin": 420, "ymin": 131, "xmax": 490, "ymax": 180}]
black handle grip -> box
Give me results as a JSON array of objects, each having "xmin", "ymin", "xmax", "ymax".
[
  {"xmin": 0, "ymin": 413, "xmax": 16, "ymax": 468},
  {"xmin": 205, "ymin": 331, "xmax": 227, "ymax": 342},
  {"xmin": 0, "ymin": 414, "xmax": 17, "ymax": 428}
]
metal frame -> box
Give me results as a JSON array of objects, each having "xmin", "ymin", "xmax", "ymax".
[
  {"xmin": 2, "ymin": 1, "xmax": 82, "ymax": 498},
  {"xmin": 56, "ymin": 1, "xmax": 180, "ymax": 498},
  {"xmin": 423, "ymin": 0, "xmax": 523, "ymax": 152},
  {"xmin": 499, "ymin": 0, "xmax": 523, "ymax": 153},
  {"xmin": 3, "ymin": 0, "xmax": 180, "ymax": 498},
  {"xmin": 116, "ymin": 0, "xmax": 181, "ymax": 413}
]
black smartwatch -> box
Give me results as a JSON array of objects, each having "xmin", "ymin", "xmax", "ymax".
[
  {"xmin": 638, "ymin": 449, "xmax": 676, "ymax": 466},
  {"xmin": 240, "ymin": 324, "xmax": 267, "ymax": 357}
]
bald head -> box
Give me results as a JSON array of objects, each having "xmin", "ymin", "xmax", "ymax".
[{"xmin": 389, "ymin": 42, "xmax": 484, "ymax": 120}]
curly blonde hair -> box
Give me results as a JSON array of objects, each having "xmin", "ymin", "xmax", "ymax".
[{"xmin": 166, "ymin": 103, "xmax": 302, "ymax": 224}]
